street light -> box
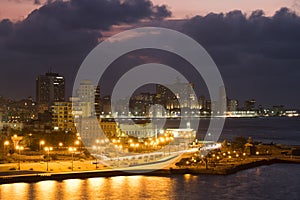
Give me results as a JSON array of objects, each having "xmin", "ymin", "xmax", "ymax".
[
  {"xmin": 16, "ymin": 145, "xmax": 24, "ymax": 170},
  {"xmin": 94, "ymin": 139, "xmax": 100, "ymax": 169},
  {"xmin": 93, "ymin": 144, "xmax": 100, "ymax": 169},
  {"xmin": 44, "ymin": 147, "xmax": 53, "ymax": 171},
  {"xmin": 40, "ymin": 140, "xmax": 45, "ymax": 151},
  {"xmin": 3, "ymin": 141, "xmax": 9, "ymax": 156},
  {"xmin": 68, "ymin": 147, "xmax": 76, "ymax": 171},
  {"xmin": 75, "ymin": 140, "xmax": 80, "ymax": 152},
  {"xmin": 28, "ymin": 133, "xmax": 32, "ymax": 147}
]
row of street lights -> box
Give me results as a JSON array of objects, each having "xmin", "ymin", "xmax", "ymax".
[
  {"xmin": 39, "ymin": 140, "xmax": 80, "ymax": 171},
  {"xmin": 4, "ymin": 135, "xmax": 80, "ymax": 171}
]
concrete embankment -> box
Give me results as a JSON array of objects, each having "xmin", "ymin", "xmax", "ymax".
[
  {"xmin": 1, "ymin": 158, "xmax": 299, "ymax": 184},
  {"xmin": 171, "ymin": 158, "xmax": 300, "ymax": 175}
]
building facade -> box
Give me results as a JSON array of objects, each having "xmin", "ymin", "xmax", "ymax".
[
  {"xmin": 51, "ymin": 101, "xmax": 75, "ymax": 132},
  {"xmin": 36, "ymin": 72, "xmax": 65, "ymax": 106},
  {"xmin": 76, "ymin": 80, "xmax": 100, "ymax": 117}
]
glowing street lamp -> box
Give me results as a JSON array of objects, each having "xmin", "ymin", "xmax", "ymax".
[
  {"xmin": 16, "ymin": 145, "xmax": 24, "ymax": 170},
  {"xmin": 68, "ymin": 147, "xmax": 77, "ymax": 171},
  {"xmin": 75, "ymin": 140, "xmax": 81, "ymax": 152},
  {"xmin": 28, "ymin": 133, "xmax": 32, "ymax": 147},
  {"xmin": 93, "ymin": 139, "xmax": 102, "ymax": 169},
  {"xmin": 3, "ymin": 140, "xmax": 9, "ymax": 156},
  {"xmin": 39, "ymin": 140, "xmax": 45, "ymax": 151},
  {"xmin": 44, "ymin": 147, "xmax": 53, "ymax": 171},
  {"xmin": 93, "ymin": 145, "xmax": 99, "ymax": 169}
]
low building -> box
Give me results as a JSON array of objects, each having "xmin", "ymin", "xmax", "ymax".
[
  {"xmin": 79, "ymin": 117, "xmax": 121, "ymax": 146},
  {"xmin": 119, "ymin": 123, "xmax": 157, "ymax": 138},
  {"xmin": 166, "ymin": 128, "xmax": 196, "ymax": 146}
]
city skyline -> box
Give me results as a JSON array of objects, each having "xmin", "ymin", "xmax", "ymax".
[
  {"xmin": 0, "ymin": 2, "xmax": 300, "ymax": 197},
  {"xmin": 0, "ymin": 0, "xmax": 299, "ymax": 109}
]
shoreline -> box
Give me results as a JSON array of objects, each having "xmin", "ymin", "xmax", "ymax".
[{"xmin": 1, "ymin": 157, "xmax": 299, "ymax": 184}]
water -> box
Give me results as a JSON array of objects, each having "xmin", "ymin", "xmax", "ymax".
[
  {"xmin": 0, "ymin": 118, "xmax": 300, "ymax": 199},
  {"xmin": 219, "ymin": 117, "xmax": 300, "ymax": 145},
  {"xmin": 166, "ymin": 117, "xmax": 300, "ymax": 145},
  {"xmin": 0, "ymin": 164, "xmax": 299, "ymax": 199}
]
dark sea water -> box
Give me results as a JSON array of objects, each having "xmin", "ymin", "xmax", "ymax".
[
  {"xmin": 167, "ymin": 117, "xmax": 300, "ymax": 145},
  {"xmin": 215, "ymin": 117, "xmax": 300, "ymax": 145},
  {"xmin": 0, "ymin": 118, "xmax": 299, "ymax": 200}
]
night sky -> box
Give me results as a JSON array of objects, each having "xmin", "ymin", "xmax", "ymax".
[{"xmin": 0, "ymin": 0, "xmax": 300, "ymax": 109}]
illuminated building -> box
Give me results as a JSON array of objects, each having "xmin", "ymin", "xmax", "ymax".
[
  {"xmin": 218, "ymin": 86, "xmax": 227, "ymax": 114},
  {"xmin": 76, "ymin": 80, "xmax": 100, "ymax": 117},
  {"xmin": 127, "ymin": 93, "xmax": 156, "ymax": 116},
  {"xmin": 227, "ymin": 99, "xmax": 238, "ymax": 111},
  {"xmin": 244, "ymin": 99, "xmax": 256, "ymax": 111},
  {"xmin": 166, "ymin": 128, "xmax": 196, "ymax": 146},
  {"xmin": 199, "ymin": 95, "xmax": 205, "ymax": 110},
  {"xmin": 119, "ymin": 123, "xmax": 157, "ymax": 138},
  {"xmin": 51, "ymin": 101, "xmax": 75, "ymax": 132},
  {"xmin": 36, "ymin": 72, "xmax": 65, "ymax": 106},
  {"xmin": 100, "ymin": 95, "xmax": 112, "ymax": 115},
  {"xmin": 156, "ymin": 81, "xmax": 198, "ymax": 111},
  {"xmin": 79, "ymin": 117, "xmax": 121, "ymax": 145}
]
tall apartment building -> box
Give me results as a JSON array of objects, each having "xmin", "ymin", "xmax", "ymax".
[
  {"xmin": 76, "ymin": 80, "xmax": 100, "ymax": 117},
  {"xmin": 52, "ymin": 101, "xmax": 75, "ymax": 132},
  {"xmin": 156, "ymin": 81, "xmax": 198, "ymax": 110},
  {"xmin": 36, "ymin": 72, "xmax": 65, "ymax": 106}
]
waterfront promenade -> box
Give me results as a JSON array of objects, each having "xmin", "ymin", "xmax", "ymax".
[{"xmin": 0, "ymin": 154, "xmax": 299, "ymax": 184}]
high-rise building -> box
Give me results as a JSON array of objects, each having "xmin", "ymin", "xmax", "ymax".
[
  {"xmin": 218, "ymin": 85, "xmax": 227, "ymax": 114},
  {"xmin": 36, "ymin": 72, "xmax": 65, "ymax": 106},
  {"xmin": 101, "ymin": 95, "xmax": 112, "ymax": 115},
  {"xmin": 76, "ymin": 80, "xmax": 100, "ymax": 117},
  {"xmin": 156, "ymin": 81, "xmax": 197, "ymax": 110},
  {"xmin": 199, "ymin": 95, "xmax": 205, "ymax": 110}
]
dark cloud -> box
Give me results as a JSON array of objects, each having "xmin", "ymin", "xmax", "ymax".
[
  {"xmin": 5, "ymin": 0, "xmax": 171, "ymax": 55},
  {"xmin": 182, "ymin": 8, "xmax": 300, "ymax": 60},
  {"xmin": 0, "ymin": 19, "xmax": 13, "ymax": 36},
  {"xmin": 0, "ymin": 0, "xmax": 171, "ymax": 99},
  {"xmin": 119, "ymin": 8, "xmax": 300, "ymax": 108},
  {"xmin": 0, "ymin": 3, "xmax": 299, "ymax": 109},
  {"xmin": 180, "ymin": 8, "xmax": 300, "ymax": 108}
]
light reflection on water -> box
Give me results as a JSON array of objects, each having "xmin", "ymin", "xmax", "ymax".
[
  {"xmin": 0, "ymin": 164, "xmax": 299, "ymax": 200},
  {"xmin": 34, "ymin": 181, "xmax": 57, "ymax": 199},
  {"xmin": 0, "ymin": 182, "xmax": 29, "ymax": 199}
]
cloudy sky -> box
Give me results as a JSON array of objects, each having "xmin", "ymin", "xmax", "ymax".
[{"xmin": 0, "ymin": 0, "xmax": 300, "ymax": 109}]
